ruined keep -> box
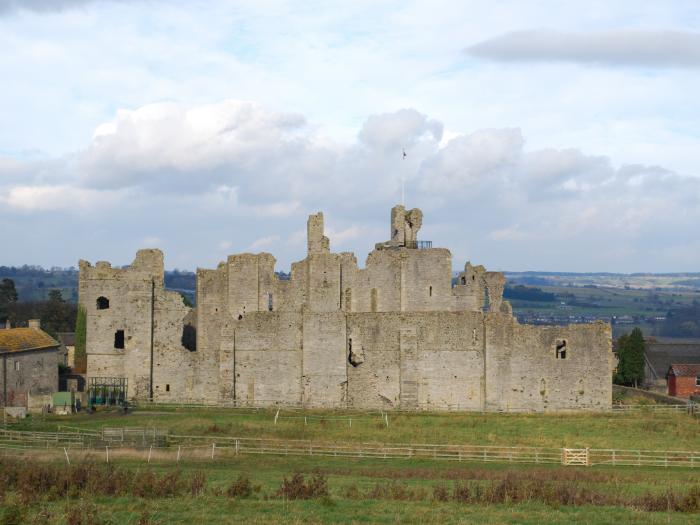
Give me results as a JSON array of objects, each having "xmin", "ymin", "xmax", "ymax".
[{"xmin": 79, "ymin": 205, "xmax": 614, "ymax": 411}]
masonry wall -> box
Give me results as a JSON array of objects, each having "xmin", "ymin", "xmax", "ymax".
[
  {"xmin": 0, "ymin": 348, "xmax": 58, "ymax": 407},
  {"xmin": 484, "ymin": 314, "xmax": 612, "ymax": 411},
  {"xmin": 81, "ymin": 206, "xmax": 614, "ymax": 411}
]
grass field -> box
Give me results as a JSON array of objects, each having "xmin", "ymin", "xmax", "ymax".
[
  {"xmin": 4, "ymin": 408, "xmax": 699, "ymax": 524},
  {"xmin": 1, "ymin": 454, "xmax": 699, "ymax": 524},
  {"xmin": 14, "ymin": 406, "xmax": 700, "ymax": 451}
]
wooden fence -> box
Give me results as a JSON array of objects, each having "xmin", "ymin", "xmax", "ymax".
[{"xmin": 1, "ymin": 429, "xmax": 698, "ymax": 469}]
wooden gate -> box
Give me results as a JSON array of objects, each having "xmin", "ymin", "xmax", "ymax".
[{"xmin": 563, "ymin": 448, "xmax": 589, "ymax": 466}]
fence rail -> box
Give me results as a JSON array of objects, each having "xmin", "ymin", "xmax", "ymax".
[{"xmin": 0, "ymin": 429, "xmax": 697, "ymax": 469}]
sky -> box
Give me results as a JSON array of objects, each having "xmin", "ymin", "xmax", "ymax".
[{"xmin": 1, "ymin": 0, "xmax": 699, "ymax": 273}]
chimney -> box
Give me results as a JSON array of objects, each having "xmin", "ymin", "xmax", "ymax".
[{"xmin": 28, "ymin": 319, "xmax": 41, "ymax": 330}]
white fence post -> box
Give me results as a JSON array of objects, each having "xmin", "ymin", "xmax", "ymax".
[{"xmin": 64, "ymin": 447, "xmax": 70, "ymax": 465}]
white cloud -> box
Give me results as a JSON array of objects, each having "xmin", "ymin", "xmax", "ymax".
[
  {"xmin": 326, "ymin": 225, "xmax": 362, "ymax": 246},
  {"xmin": 0, "ymin": 0, "xmax": 147, "ymax": 15},
  {"xmin": 466, "ymin": 30, "xmax": 700, "ymax": 68},
  {"xmin": 5, "ymin": 102, "xmax": 700, "ymax": 272},
  {"xmin": 0, "ymin": 184, "xmax": 124, "ymax": 211},
  {"xmin": 78, "ymin": 100, "xmax": 308, "ymax": 191},
  {"xmin": 140, "ymin": 236, "xmax": 161, "ymax": 247},
  {"xmin": 249, "ymin": 235, "xmax": 280, "ymax": 251}
]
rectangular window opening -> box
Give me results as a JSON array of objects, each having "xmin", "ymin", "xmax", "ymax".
[
  {"xmin": 555, "ymin": 340, "xmax": 567, "ymax": 359},
  {"xmin": 14, "ymin": 361, "xmax": 20, "ymax": 371},
  {"xmin": 114, "ymin": 330, "xmax": 125, "ymax": 349},
  {"xmin": 166, "ymin": 384, "xmax": 170, "ymax": 392},
  {"xmin": 696, "ymin": 376, "xmax": 700, "ymax": 387},
  {"xmin": 268, "ymin": 292, "xmax": 273, "ymax": 312}
]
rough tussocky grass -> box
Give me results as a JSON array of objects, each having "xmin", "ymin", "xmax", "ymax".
[{"xmin": 14, "ymin": 405, "xmax": 700, "ymax": 451}]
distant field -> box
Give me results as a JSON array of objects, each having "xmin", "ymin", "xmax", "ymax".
[{"xmin": 5, "ymin": 265, "xmax": 700, "ymax": 337}]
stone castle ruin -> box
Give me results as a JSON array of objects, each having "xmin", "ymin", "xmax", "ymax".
[{"xmin": 79, "ymin": 205, "xmax": 613, "ymax": 411}]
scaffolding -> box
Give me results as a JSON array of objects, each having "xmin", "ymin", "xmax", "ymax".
[{"xmin": 88, "ymin": 377, "xmax": 128, "ymax": 407}]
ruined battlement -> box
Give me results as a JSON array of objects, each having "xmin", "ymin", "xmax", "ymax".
[{"xmin": 79, "ymin": 205, "xmax": 613, "ymax": 411}]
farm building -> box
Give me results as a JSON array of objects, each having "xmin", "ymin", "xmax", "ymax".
[
  {"xmin": 667, "ymin": 364, "xmax": 700, "ymax": 398},
  {"xmin": 0, "ymin": 320, "xmax": 60, "ymax": 410}
]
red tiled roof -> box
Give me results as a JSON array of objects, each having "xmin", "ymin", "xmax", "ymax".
[
  {"xmin": 0, "ymin": 328, "xmax": 60, "ymax": 353},
  {"xmin": 668, "ymin": 364, "xmax": 700, "ymax": 376}
]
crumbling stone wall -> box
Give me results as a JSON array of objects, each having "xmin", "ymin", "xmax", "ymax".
[{"xmin": 80, "ymin": 205, "xmax": 613, "ymax": 411}]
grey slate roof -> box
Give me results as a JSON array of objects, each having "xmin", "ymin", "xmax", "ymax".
[{"xmin": 645, "ymin": 338, "xmax": 700, "ymax": 380}]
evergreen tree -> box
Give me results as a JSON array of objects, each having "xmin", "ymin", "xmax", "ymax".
[
  {"xmin": 614, "ymin": 328, "xmax": 645, "ymax": 387},
  {"xmin": 74, "ymin": 305, "xmax": 87, "ymax": 373},
  {"xmin": 0, "ymin": 278, "xmax": 18, "ymax": 322},
  {"xmin": 626, "ymin": 328, "xmax": 646, "ymax": 388},
  {"xmin": 614, "ymin": 333, "xmax": 629, "ymax": 385}
]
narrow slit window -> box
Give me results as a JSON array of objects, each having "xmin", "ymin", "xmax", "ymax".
[
  {"xmin": 96, "ymin": 296, "xmax": 110, "ymax": 310},
  {"xmin": 114, "ymin": 330, "xmax": 125, "ymax": 349},
  {"xmin": 555, "ymin": 340, "xmax": 567, "ymax": 359},
  {"xmin": 370, "ymin": 288, "xmax": 378, "ymax": 312},
  {"xmin": 268, "ymin": 292, "xmax": 273, "ymax": 311},
  {"xmin": 166, "ymin": 384, "xmax": 170, "ymax": 392},
  {"xmin": 429, "ymin": 286, "xmax": 433, "ymax": 297}
]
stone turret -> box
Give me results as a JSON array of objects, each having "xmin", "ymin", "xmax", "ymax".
[
  {"xmin": 307, "ymin": 212, "xmax": 330, "ymax": 254},
  {"xmin": 390, "ymin": 205, "xmax": 422, "ymax": 246}
]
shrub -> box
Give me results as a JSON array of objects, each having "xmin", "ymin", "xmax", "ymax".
[
  {"xmin": 190, "ymin": 471, "xmax": 206, "ymax": 497},
  {"xmin": 276, "ymin": 472, "xmax": 329, "ymax": 500},
  {"xmin": 432, "ymin": 484, "xmax": 449, "ymax": 502},
  {"xmin": 226, "ymin": 475, "xmax": 253, "ymax": 499}
]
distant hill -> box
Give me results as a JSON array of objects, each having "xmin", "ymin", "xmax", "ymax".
[
  {"xmin": 4, "ymin": 266, "xmax": 700, "ymax": 338},
  {"xmin": 0, "ymin": 266, "xmax": 196, "ymax": 303}
]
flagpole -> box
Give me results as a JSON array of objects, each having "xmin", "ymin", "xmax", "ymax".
[{"xmin": 401, "ymin": 149, "xmax": 406, "ymax": 206}]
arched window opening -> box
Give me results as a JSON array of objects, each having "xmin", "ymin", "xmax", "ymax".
[
  {"xmin": 461, "ymin": 276, "xmax": 466, "ymax": 285},
  {"xmin": 96, "ymin": 296, "xmax": 110, "ymax": 310},
  {"xmin": 182, "ymin": 324, "xmax": 197, "ymax": 352}
]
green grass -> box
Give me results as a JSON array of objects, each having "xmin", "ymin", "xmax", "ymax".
[
  {"xmin": 2, "ymin": 455, "xmax": 699, "ymax": 524},
  {"xmin": 14, "ymin": 497, "xmax": 699, "ymax": 524},
  {"xmin": 16, "ymin": 407, "xmax": 700, "ymax": 451},
  {"xmin": 6, "ymin": 409, "xmax": 698, "ymax": 523}
]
